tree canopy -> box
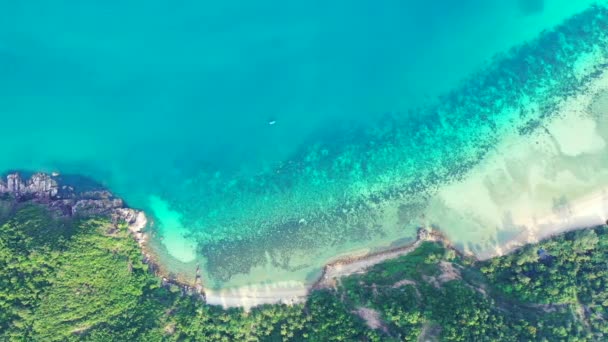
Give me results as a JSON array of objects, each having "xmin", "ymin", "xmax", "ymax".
[{"xmin": 1, "ymin": 202, "xmax": 606, "ymax": 341}]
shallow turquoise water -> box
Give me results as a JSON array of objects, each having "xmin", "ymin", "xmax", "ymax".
[{"xmin": 0, "ymin": 1, "xmax": 605, "ymax": 288}]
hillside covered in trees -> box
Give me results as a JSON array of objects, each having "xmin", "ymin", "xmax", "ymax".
[{"xmin": 0, "ymin": 202, "xmax": 606, "ymax": 341}]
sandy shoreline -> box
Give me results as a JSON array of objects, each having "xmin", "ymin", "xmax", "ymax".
[
  {"xmin": 488, "ymin": 188, "xmax": 608, "ymax": 260},
  {"xmin": 204, "ymin": 281, "xmax": 309, "ymax": 310}
]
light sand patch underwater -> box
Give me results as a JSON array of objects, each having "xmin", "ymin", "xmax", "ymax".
[
  {"xmin": 148, "ymin": 195, "xmax": 197, "ymax": 263},
  {"xmin": 430, "ymin": 67, "xmax": 608, "ymax": 259}
]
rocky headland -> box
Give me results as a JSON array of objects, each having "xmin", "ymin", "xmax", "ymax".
[
  {"xmin": 0, "ymin": 172, "xmax": 209, "ymax": 299},
  {"xmin": 0, "ymin": 172, "xmax": 146, "ymax": 232}
]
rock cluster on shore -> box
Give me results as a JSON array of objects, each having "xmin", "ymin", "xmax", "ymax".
[
  {"xmin": 0, "ymin": 173, "xmax": 58, "ymax": 199},
  {"xmin": 0, "ymin": 172, "xmax": 146, "ymax": 233}
]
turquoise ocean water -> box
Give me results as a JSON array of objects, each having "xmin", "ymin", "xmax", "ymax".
[{"xmin": 1, "ymin": 1, "xmax": 606, "ymax": 289}]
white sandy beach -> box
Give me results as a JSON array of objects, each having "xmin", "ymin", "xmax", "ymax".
[{"xmin": 204, "ymin": 280, "xmax": 309, "ymax": 310}]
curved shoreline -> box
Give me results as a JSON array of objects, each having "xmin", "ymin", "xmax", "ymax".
[{"xmin": 3, "ymin": 171, "xmax": 608, "ymax": 311}]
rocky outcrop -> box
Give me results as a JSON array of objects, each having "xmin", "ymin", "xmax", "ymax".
[
  {"xmin": 0, "ymin": 173, "xmax": 58, "ymax": 199},
  {"xmin": 0, "ymin": 172, "xmax": 146, "ymax": 234}
]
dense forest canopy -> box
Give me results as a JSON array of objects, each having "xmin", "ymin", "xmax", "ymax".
[{"xmin": 0, "ymin": 202, "xmax": 606, "ymax": 341}]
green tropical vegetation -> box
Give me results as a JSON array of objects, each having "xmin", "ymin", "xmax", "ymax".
[{"xmin": 0, "ymin": 202, "xmax": 606, "ymax": 341}]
